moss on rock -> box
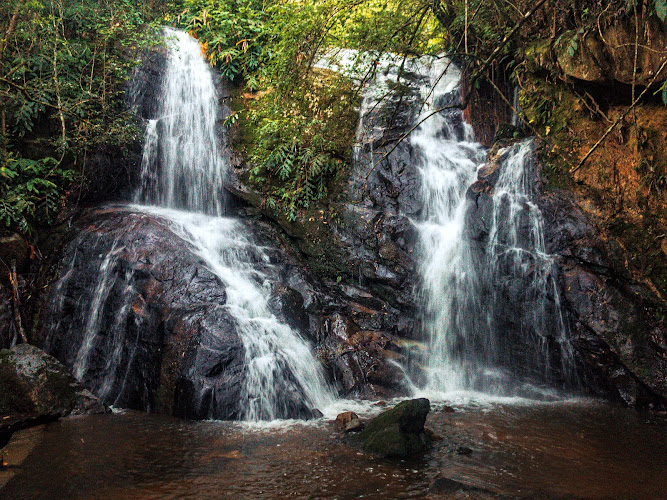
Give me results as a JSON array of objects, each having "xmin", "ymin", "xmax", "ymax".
[{"xmin": 359, "ymin": 398, "xmax": 431, "ymax": 458}]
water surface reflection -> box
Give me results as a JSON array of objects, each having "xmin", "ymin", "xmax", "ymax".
[{"xmin": 2, "ymin": 399, "xmax": 665, "ymax": 499}]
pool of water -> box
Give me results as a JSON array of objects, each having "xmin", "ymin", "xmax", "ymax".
[{"xmin": 1, "ymin": 397, "xmax": 665, "ymax": 499}]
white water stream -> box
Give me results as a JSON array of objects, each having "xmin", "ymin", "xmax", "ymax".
[
  {"xmin": 135, "ymin": 206, "xmax": 335, "ymax": 421},
  {"xmin": 136, "ymin": 28, "xmax": 226, "ymax": 216},
  {"xmin": 406, "ymin": 60, "xmax": 575, "ymax": 396},
  {"xmin": 70, "ymin": 28, "xmax": 335, "ymax": 420}
]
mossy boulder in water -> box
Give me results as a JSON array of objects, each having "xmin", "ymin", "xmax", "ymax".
[
  {"xmin": 0, "ymin": 344, "xmax": 107, "ymax": 418},
  {"xmin": 0, "ymin": 344, "xmax": 107, "ymax": 445},
  {"xmin": 359, "ymin": 398, "xmax": 430, "ymax": 458}
]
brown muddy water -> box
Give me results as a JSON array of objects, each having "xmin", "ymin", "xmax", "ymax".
[{"xmin": 1, "ymin": 397, "xmax": 665, "ymax": 499}]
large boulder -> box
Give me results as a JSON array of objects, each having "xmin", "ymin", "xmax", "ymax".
[
  {"xmin": 0, "ymin": 344, "xmax": 106, "ymax": 445},
  {"xmin": 37, "ymin": 206, "xmax": 344, "ymax": 420},
  {"xmin": 359, "ymin": 398, "xmax": 431, "ymax": 458},
  {"xmin": 36, "ymin": 208, "xmax": 249, "ymax": 419},
  {"xmin": 553, "ymin": 18, "xmax": 667, "ymax": 86}
]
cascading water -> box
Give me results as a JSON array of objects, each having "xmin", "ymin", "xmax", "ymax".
[
  {"xmin": 56, "ymin": 28, "xmax": 335, "ymax": 420},
  {"xmin": 136, "ymin": 206, "xmax": 335, "ymax": 421},
  {"xmin": 348, "ymin": 52, "xmax": 576, "ymax": 397},
  {"xmin": 407, "ymin": 60, "xmax": 576, "ymax": 396},
  {"xmin": 136, "ymin": 28, "xmax": 226, "ymax": 216}
]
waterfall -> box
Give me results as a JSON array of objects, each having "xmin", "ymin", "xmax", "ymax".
[
  {"xmin": 136, "ymin": 207, "xmax": 335, "ymax": 421},
  {"xmin": 346, "ymin": 53, "xmax": 576, "ymax": 397},
  {"xmin": 136, "ymin": 28, "xmax": 226, "ymax": 216},
  {"xmin": 408, "ymin": 60, "xmax": 576, "ymax": 396},
  {"xmin": 61, "ymin": 28, "xmax": 335, "ymax": 420}
]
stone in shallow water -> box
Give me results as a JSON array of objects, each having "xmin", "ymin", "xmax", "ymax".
[
  {"xmin": 0, "ymin": 344, "xmax": 107, "ymax": 445},
  {"xmin": 359, "ymin": 398, "xmax": 430, "ymax": 458},
  {"xmin": 0, "ymin": 344, "xmax": 107, "ymax": 418},
  {"xmin": 334, "ymin": 411, "xmax": 363, "ymax": 433}
]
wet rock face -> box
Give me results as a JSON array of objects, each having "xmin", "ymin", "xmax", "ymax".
[
  {"xmin": 128, "ymin": 44, "xmax": 169, "ymax": 121},
  {"xmin": 37, "ymin": 204, "xmax": 410, "ymax": 417},
  {"xmin": 267, "ymin": 286, "xmax": 310, "ymax": 333},
  {"xmin": 37, "ymin": 208, "xmax": 251, "ymax": 419},
  {"xmin": 468, "ymin": 141, "xmax": 667, "ymax": 408},
  {"xmin": 224, "ymin": 71, "xmax": 427, "ymax": 400},
  {"xmin": 540, "ymin": 192, "xmax": 667, "ymax": 409}
]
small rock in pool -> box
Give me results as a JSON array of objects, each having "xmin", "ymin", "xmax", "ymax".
[
  {"xmin": 334, "ymin": 411, "xmax": 364, "ymax": 432},
  {"xmin": 334, "ymin": 411, "xmax": 359, "ymax": 432},
  {"xmin": 344, "ymin": 418, "xmax": 364, "ymax": 433},
  {"xmin": 429, "ymin": 477, "xmax": 468, "ymax": 494},
  {"xmin": 359, "ymin": 398, "xmax": 431, "ymax": 458}
]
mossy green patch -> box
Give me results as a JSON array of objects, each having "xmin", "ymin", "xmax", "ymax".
[{"xmin": 359, "ymin": 398, "xmax": 430, "ymax": 458}]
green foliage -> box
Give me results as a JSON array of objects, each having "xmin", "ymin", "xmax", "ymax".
[
  {"xmin": 0, "ymin": 0, "xmax": 161, "ymax": 233},
  {"xmin": 180, "ymin": 0, "xmax": 271, "ymax": 83},
  {"xmin": 182, "ymin": 0, "xmax": 439, "ymax": 218},
  {"xmin": 655, "ymin": 0, "xmax": 667, "ymax": 21},
  {"xmin": 246, "ymin": 69, "xmax": 357, "ymax": 220},
  {"xmin": 0, "ymin": 154, "xmax": 74, "ymax": 233}
]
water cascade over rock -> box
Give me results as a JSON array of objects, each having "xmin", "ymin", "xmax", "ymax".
[
  {"xmin": 408, "ymin": 60, "xmax": 577, "ymax": 395},
  {"xmin": 346, "ymin": 53, "xmax": 577, "ymax": 396},
  {"xmin": 409, "ymin": 70, "xmax": 577, "ymax": 395},
  {"xmin": 338, "ymin": 51, "xmax": 665, "ymax": 407},
  {"xmin": 40, "ymin": 29, "xmax": 335, "ymax": 420},
  {"xmin": 136, "ymin": 28, "xmax": 226, "ymax": 216}
]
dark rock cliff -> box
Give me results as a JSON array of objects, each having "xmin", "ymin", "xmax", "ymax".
[
  {"xmin": 35, "ymin": 208, "xmax": 248, "ymax": 419},
  {"xmin": 224, "ymin": 69, "xmax": 431, "ymax": 399},
  {"xmin": 468, "ymin": 141, "xmax": 667, "ymax": 409}
]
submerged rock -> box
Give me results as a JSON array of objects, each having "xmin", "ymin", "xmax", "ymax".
[
  {"xmin": 0, "ymin": 344, "xmax": 107, "ymax": 445},
  {"xmin": 428, "ymin": 477, "xmax": 494, "ymax": 497},
  {"xmin": 359, "ymin": 398, "xmax": 431, "ymax": 458}
]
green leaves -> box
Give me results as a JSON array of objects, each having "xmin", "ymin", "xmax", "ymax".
[
  {"xmin": 655, "ymin": 0, "xmax": 667, "ymax": 21},
  {"xmin": 182, "ymin": 0, "xmax": 270, "ymax": 82},
  {"xmin": 0, "ymin": 155, "xmax": 74, "ymax": 232},
  {"xmin": 0, "ymin": 0, "xmax": 159, "ymax": 233},
  {"xmin": 182, "ymin": 0, "xmax": 444, "ymax": 219}
]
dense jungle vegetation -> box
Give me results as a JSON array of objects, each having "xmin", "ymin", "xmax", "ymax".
[
  {"xmin": 2, "ymin": 1, "xmax": 666, "ymax": 290},
  {"xmin": 0, "ymin": 0, "xmax": 173, "ymax": 234}
]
